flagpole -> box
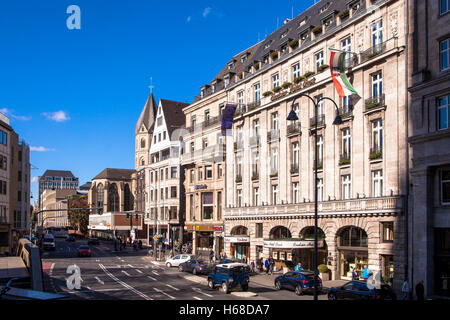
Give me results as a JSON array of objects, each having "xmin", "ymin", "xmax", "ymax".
[{"xmin": 328, "ymin": 48, "xmax": 359, "ymax": 56}]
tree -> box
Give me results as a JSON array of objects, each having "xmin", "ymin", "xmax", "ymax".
[{"xmin": 68, "ymin": 195, "xmax": 90, "ymax": 235}]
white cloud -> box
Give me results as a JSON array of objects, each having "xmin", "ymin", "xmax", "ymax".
[
  {"xmin": 31, "ymin": 176, "xmax": 38, "ymax": 183},
  {"xmin": 0, "ymin": 107, "xmax": 32, "ymax": 121},
  {"xmin": 30, "ymin": 146, "xmax": 55, "ymax": 152},
  {"xmin": 186, "ymin": 16, "xmax": 191, "ymax": 22},
  {"xmin": 202, "ymin": 7, "xmax": 211, "ymax": 18},
  {"xmin": 42, "ymin": 110, "xmax": 70, "ymax": 122}
]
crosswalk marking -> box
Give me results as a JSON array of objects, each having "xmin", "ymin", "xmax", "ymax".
[
  {"xmin": 193, "ymin": 287, "xmax": 213, "ymax": 297},
  {"xmin": 147, "ymin": 276, "xmax": 157, "ymax": 281},
  {"xmin": 136, "ymin": 269, "xmax": 143, "ymax": 274},
  {"xmin": 95, "ymin": 276, "xmax": 104, "ymax": 285},
  {"xmin": 165, "ymin": 284, "xmax": 180, "ymax": 291},
  {"xmin": 152, "ymin": 270, "xmax": 159, "ymax": 276},
  {"xmin": 121, "ymin": 270, "xmax": 130, "ymax": 276},
  {"xmin": 193, "ymin": 296, "xmax": 202, "ymax": 300},
  {"xmin": 154, "ymin": 288, "xmax": 175, "ymax": 299}
]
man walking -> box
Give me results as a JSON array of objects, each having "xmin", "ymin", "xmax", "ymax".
[
  {"xmin": 401, "ymin": 279, "xmax": 410, "ymax": 300},
  {"xmin": 415, "ymin": 280, "xmax": 425, "ymax": 301},
  {"xmin": 264, "ymin": 258, "xmax": 270, "ymax": 274},
  {"xmin": 209, "ymin": 249, "xmax": 214, "ymax": 263},
  {"xmin": 294, "ymin": 262, "xmax": 304, "ymax": 271},
  {"xmin": 251, "ymin": 261, "xmax": 255, "ymax": 273},
  {"xmin": 362, "ymin": 265, "xmax": 370, "ymax": 282},
  {"xmin": 269, "ymin": 257, "xmax": 275, "ymax": 275}
]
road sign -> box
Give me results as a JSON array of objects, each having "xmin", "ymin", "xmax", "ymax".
[{"xmin": 153, "ymin": 235, "xmax": 158, "ymax": 241}]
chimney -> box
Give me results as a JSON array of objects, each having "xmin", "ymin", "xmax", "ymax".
[{"xmin": 283, "ymin": 18, "xmax": 291, "ymax": 25}]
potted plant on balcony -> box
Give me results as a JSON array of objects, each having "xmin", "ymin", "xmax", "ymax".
[
  {"xmin": 339, "ymin": 157, "xmax": 351, "ymax": 166},
  {"xmin": 366, "ymin": 101, "xmax": 381, "ymax": 110},
  {"xmin": 281, "ymin": 82, "xmax": 292, "ymax": 89},
  {"xmin": 270, "ymin": 51, "xmax": 279, "ymax": 60},
  {"xmin": 235, "ymin": 176, "xmax": 242, "ymax": 183},
  {"xmin": 368, "ymin": 51, "xmax": 381, "ymax": 59},
  {"xmin": 263, "ymin": 91, "xmax": 273, "ymax": 97},
  {"xmin": 273, "ymin": 86, "xmax": 282, "ymax": 93},
  {"xmin": 293, "ymin": 76, "xmax": 304, "ymax": 84},
  {"xmin": 338, "ymin": 9, "xmax": 350, "ymax": 20},
  {"xmin": 290, "ymin": 168, "xmax": 298, "ymax": 174},
  {"xmin": 369, "ymin": 150, "xmax": 382, "ymax": 160},
  {"xmin": 289, "ymin": 39, "xmax": 299, "ymax": 49},
  {"xmin": 317, "ymin": 64, "xmax": 329, "ymax": 72},
  {"xmin": 270, "ymin": 172, "xmax": 278, "ymax": 178},
  {"xmin": 318, "ymin": 264, "xmax": 330, "ymax": 281},
  {"xmin": 304, "ymin": 71, "xmax": 315, "ymax": 78},
  {"xmin": 312, "ymin": 26, "xmax": 322, "ymax": 34},
  {"xmin": 251, "ymin": 174, "xmax": 259, "ymax": 181}
]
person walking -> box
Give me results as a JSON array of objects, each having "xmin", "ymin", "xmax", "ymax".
[
  {"xmin": 294, "ymin": 262, "xmax": 304, "ymax": 271},
  {"xmin": 251, "ymin": 261, "xmax": 255, "ymax": 273},
  {"xmin": 362, "ymin": 265, "xmax": 371, "ymax": 282},
  {"xmin": 264, "ymin": 258, "xmax": 270, "ymax": 274},
  {"xmin": 269, "ymin": 257, "xmax": 275, "ymax": 275},
  {"xmin": 415, "ymin": 280, "xmax": 425, "ymax": 301},
  {"xmin": 352, "ymin": 268, "xmax": 359, "ymax": 281},
  {"xmin": 401, "ymin": 279, "xmax": 410, "ymax": 300},
  {"xmin": 209, "ymin": 249, "xmax": 215, "ymax": 263}
]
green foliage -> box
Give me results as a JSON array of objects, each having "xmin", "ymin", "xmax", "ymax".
[
  {"xmin": 317, "ymin": 64, "xmax": 329, "ymax": 72},
  {"xmin": 338, "ymin": 9, "xmax": 349, "ymax": 19},
  {"xmin": 339, "ymin": 158, "xmax": 351, "ymax": 166},
  {"xmin": 304, "ymin": 71, "xmax": 315, "ymax": 78},
  {"xmin": 293, "ymin": 76, "xmax": 304, "ymax": 84},
  {"xmin": 368, "ymin": 51, "xmax": 381, "ymax": 58},
  {"xmin": 366, "ymin": 101, "xmax": 381, "ymax": 110},
  {"xmin": 68, "ymin": 197, "xmax": 89, "ymax": 235},
  {"xmin": 312, "ymin": 26, "xmax": 322, "ymax": 34},
  {"xmin": 318, "ymin": 264, "xmax": 329, "ymax": 273},
  {"xmin": 281, "ymin": 82, "xmax": 292, "ymax": 89},
  {"xmin": 289, "ymin": 39, "xmax": 299, "ymax": 49},
  {"xmin": 270, "ymin": 51, "xmax": 279, "ymax": 59},
  {"xmin": 263, "ymin": 91, "xmax": 273, "ymax": 97},
  {"xmin": 273, "ymin": 86, "xmax": 282, "ymax": 93},
  {"xmin": 369, "ymin": 151, "xmax": 382, "ymax": 160}
]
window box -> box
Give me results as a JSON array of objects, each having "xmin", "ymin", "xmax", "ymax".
[
  {"xmin": 270, "ymin": 172, "xmax": 278, "ymax": 178},
  {"xmin": 251, "ymin": 174, "xmax": 259, "ymax": 181},
  {"xmin": 289, "ymin": 39, "xmax": 299, "ymax": 49},
  {"xmin": 273, "ymin": 86, "xmax": 282, "ymax": 93},
  {"xmin": 312, "ymin": 26, "xmax": 322, "ymax": 34},
  {"xmin": 313, "ymin": 162, "xmax": 323, "ymax": 170},
  {"xmin": 304, "ymin": 71, "xmax": 315, "ymax": 78},
  {"xmin": 368, "ymin": 51, "xmax": 381, "ymax": 59},
  {"xmin": 235, "ymin": 176, "xmax": 242, "ymax": 183},
  {"xmin": 270, "ymin": 51, "xmax": 279, "ymax": 60},
  {"xmin": 317, "ymin": 64, "xmax": 329, "ymax": 72},
  {"xmin": 365, "ymin": 94, "xmax": 385, "ymax": 111},
  {"xmin": 282, "ymin": 82, "xmax": 292, "ymax": 89},
  {"xmin": 293, "ymin": 76, "xmax": 304, "ymax": 84},
  {"xmin": 263, "ymin": 91, "xmax": 273, "ymax": 97},
  {"xmin": 287, "ymin": 123, "xmax": 301, "ymax": 135},
  {"xmin": 369, "ymin": 148, "xmax": 383, "ymax": 160},
  {"xmin": 339, "ymin": 155, "xmax": 351, "ymax": 166},
  {"xmin": 366, "ymin": 101, "xmax": 380, "ymax": 109},
  {"xmin": 290, "ymin": 165, "xmax": 299, "ymax": 174},
  {"xmin": 338, "ymin": 9, "xmax": 349, "ymax": 19}
]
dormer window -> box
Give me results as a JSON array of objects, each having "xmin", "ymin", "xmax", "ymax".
[
  {"xmin": 263, "ymin": 55, "xmax": 269, "ymax": 64},
  {"xmin": 201, "ymin": 88, "xmax": 206, "ymax": 97},
  {"xmin": 298, "ymin": 16, "xmax": 308, "ymax": 27},
  {"xmin": 280, "ymin": 44, "xmax": 288, "ymax": 55},
  {"xmin": 212, "ymin": 82, "xmax": 217, "ymax": 93},
  {"xmin": 299, "ymin": 30, "xmax": 309, "ymax": 42},
  {"xmin": 264, "ymin": 42, "xmax": 271, "ymax": 49},
  {"xmin": 319, "ymin": 3, "xmax": 329, "ymax": 13},
  {"xmin": 349, "ymin": 0, "xmax": 361, "ymax": 12},
  {"xmin": 241, "ymin": 55, "xmax": 247, "ymax": 63},
  {"xmin": 280, "ymin": 30, "xmax": 288, "ymax": 39},
  {"xmin": 228, "ymin": 63, "xmax": 233, "ymax": 70},
  {"xmin": 323, "ymin": 16, "xmax": 333, "ymax": 27}
]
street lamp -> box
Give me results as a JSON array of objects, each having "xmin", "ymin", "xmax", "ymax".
[{"xmin": 287, "ymin": 93, "xmax": 342, "ymax": 301}]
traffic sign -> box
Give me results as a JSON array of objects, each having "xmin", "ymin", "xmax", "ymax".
[{"xmin": 153, "ymin": 235, "xmax": 158, "ymax": 241}]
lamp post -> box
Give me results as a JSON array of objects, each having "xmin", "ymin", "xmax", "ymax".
[{"xmin": 287, "ymin": 93, "xmax": 342, "ymax": 301}]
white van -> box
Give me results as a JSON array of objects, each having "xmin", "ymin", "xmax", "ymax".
[{"xmin": 43, "ymin": 234, "xmax": 56, "ymax": 251}]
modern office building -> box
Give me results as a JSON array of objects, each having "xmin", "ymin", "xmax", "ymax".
[{"xmin": 38, "ymin": 170, "xmax": 79, "ymax": 210}]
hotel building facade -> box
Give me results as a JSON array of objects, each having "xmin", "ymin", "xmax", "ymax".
[{"xmin": 221, "ymin": 0, "xmax": 408, "ymax": 290}]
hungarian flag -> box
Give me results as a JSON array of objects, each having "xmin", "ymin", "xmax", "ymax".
[
  {"xmin": 330, "ymin": 50, "xmax": 359, "ymax": 98},
  {"xmin": 221, "ymin": 104, "xmax": 237, "ymax": 136}
]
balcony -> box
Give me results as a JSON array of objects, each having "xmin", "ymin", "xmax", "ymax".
[
  {"xmin": 247, "ymin": 100, "xmax": 261, "ymax": 112},
  {"xmin": 290, "ymin": 164, "xmax": 299, "ymax": 175},
  {"xmin": 270, "ymin": 170, "xmax": 278, "ymax": 178},
  {"xmin": 338, "ymin": 107, "xmax": 353, "ymax": 119},
  {"xmin": 310, "ymin": 114, "xmax": 325, "ymax": 127},
  {"xmin": 235, "ymin": 175, "xmax": 242, "ymax": 183},
  {"xmin": 267, "ymin": 129, "xmax": 280, "ymax": 142},
  {"xmin": 339, "ymin": 153, "xmax": 351, "ymax": 166},
  {"xmin": 287, "ymin": 123, "xmax": 301, "ymax": 136},
  {"xmin": 369, "ymin": 147, "xmax": 383, "ymax": 160},
  {"xmin": 251, "ymin": 172, "xmax": 259, "ymax": 181},
  {"xmin": 250, "ymin": 136, "xmax": 260, "ymax": 147},
  {"xmin": 313, "ymin": 160, "xmax": 323, "ymax": 170},
  {"xmin": 234, "ymin": 141, "xmax": 244, "ymax": 151},
  {"xmin": 365, "ymin": 94, "xmax": 386, "ymax": 112},
  {"xmin": 360, "ymin": 41, "xmax": 387, "ymax": 63},
  {"xmin": 234, "ymin": 105, "xmax": 247, "ymax": 117}
]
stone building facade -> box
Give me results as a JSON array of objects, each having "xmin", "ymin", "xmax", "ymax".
[
  {"xmin": 223, "ymin": 0, "xmax": 408, "ymax": 290},
  {"xmin": 408, "ymin": 0, "xmax": 450, "ymax": 297}
]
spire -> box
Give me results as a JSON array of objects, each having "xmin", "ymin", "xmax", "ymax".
[{"xmin": 135, "ymin": 92, "xmax": 157, "ymax": 135}]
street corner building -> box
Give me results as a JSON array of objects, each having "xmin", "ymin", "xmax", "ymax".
[
  {"xmin": 218, "ymin": 0, "xmax": 409, "ymax": 291},
  {"xmin": 87, "ymin": 168, "xmax": 145, "ymax": 240}
]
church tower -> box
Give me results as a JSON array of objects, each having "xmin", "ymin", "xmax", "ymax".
[{"xmin": 135, "ymin": 92, "xmax": 157, "ymax": 169}]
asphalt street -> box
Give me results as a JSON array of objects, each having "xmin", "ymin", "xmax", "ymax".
[{"xmin": 41, "ymin": 238, "xmax": 326, "ymax": 300}]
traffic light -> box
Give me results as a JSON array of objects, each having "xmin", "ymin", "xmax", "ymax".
[
  {"xmin": 126, "ymin": 213, "xmax": 130, "ymax": 221},
  {"xmin": 135, "ymin": 213, "xmax": 138, "ymax": 221}
]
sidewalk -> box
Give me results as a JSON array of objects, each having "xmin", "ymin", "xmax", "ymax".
[{"xmin": 249, "ymin": 272, "xmax": 347, "ymax": 290}]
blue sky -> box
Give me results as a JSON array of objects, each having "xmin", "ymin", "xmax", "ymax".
[{"xmin": 0, "ymin": 0, "xmax": 314, "ymax": 204}]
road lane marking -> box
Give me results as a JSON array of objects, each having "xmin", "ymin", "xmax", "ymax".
[
  {"xmin": 128, "ymin": 264, "xmax": 135, "ymax": 268},
  {"xmin": 147, "ymin": 276, "xmax": 157, "ymax": 281},
  {"xmin": 151, "ymin": 270, "xmax": 159, "ymax": 276},
  {"xmin": 165, "ymin": 284, "xmax": 180, "ymax": 291},
  {"xmin": 99, "ymin": 264, "xmax": 152, "ymax": 300},
  {"xmin": 95, "ymin": 276, "xmax": 105, "ymax": 285},
  {"xmin": 94, "ymin": 288, "xmax": 122, "ymax": 292},
  {"xmin": 193, "ymin": 296, "xmax": 202, "ymax": 300},
  {"xmin": 193, "ymin": 287, "xmax": 213, "ymax": 297},
  {"xmin": 154, "ymin": 288, "xmax": 175, "ymax": 299},
  {"xmin": 121, "ymin": 271, "xmax": 131, "ymax": 276},
  {"xmin": 135, "ymin": 269, "xmax": 143, "ymax": 274}
]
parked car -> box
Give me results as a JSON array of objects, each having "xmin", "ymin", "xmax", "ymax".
[
  {"xmin": 42, "ymin": 234, "xmax": 55, "ymax": 251},
  {"xmin": 274, "ymin": 271, "xmax": 322, "ymax": 295},
  {"xmin": 87, "ymin": 238, "xmax": 100, "ymax": 245},
  {"xmin": 77, "ymin": 245, "xmax": 91, "ymax": 257},
  {"xmin": 65, "ymin": 235, "xmax": 75, "ymax": 242},
  {"xmin": 165, "ymin": 254, "xmax": 192, "ymax": 267},
  {"xmin": 327, "ymin": 280, "xmax": 397, "ymax": 300},
  {"xmin": 207, "ymin": 263, "xmax": 250, "ymax": 294},
  {"xmin": 179, "ymin": 259, "xmax": 210, "ymax": 275}
]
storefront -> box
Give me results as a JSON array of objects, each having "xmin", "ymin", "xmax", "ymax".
[
  {"xmin": 0, "ymin": 224, "xmax": 10, "ymax": 255},
  {"xmin": 337, "ymin": 226, "xmax": 368, "ymax": 280},
  {"xmin": 435, "ymin": 228, "xmax": 450, "ymax": 297},
  {"xmin": 264, "ymin": 239, "xmax": 325, "ymax": 271},
  {"xmin": 225, "ymin": 236, "xmax": 250, "ymax": 260},
  {"xmin": 88, "ymin": 212, "xmax": 143, "ymax": 240}
]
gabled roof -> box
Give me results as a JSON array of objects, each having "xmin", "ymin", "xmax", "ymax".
[
  {"xmin": 92, "ymin": 168, "xmax": 135, "ymax": 181},
  {"xmin": 159, "ymin": 99, "xmax": 189, "ymax": 137},
  {"xmin": 135, "ymin": 93, "xmax": 157, "ymax": 135},
  {"xmin": 40, "ymin": 170, "xmax": 77, "ymax": 179}
]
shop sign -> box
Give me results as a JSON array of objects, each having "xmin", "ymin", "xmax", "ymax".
[
  {"xmin": 195, "ymin": 184, "xmax": 207, "ymax": 190},
  {"xmin": 263, "ymin": 240, "xmax": 323, "ymax": 249},
  {"xmin": 225, "ymin": 236, "xmax": 250, "ymax": 243},
  {"xmin": 213, "ymin": 225, "xmax": 223, "ymax": 231},
  {"xmin": 88, "ymin": 213, "xmax": 112, "ymax": 230}
]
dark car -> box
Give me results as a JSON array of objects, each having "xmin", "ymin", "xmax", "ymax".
[
  {"xmin": 77, "ymin": 245, "xmax": 91, "ymax": 257},
  {"xmin": 207, "ymin": 263, "xmax": 250, "ymax": 294},
  {"xmin": 65, "ymin": 235, "xmax": 75, "ymax": 242},
  {"xmin": 179, "ymin": 259, "xmax": 210, "ymax": 275},
  {"xmin": 87, "ymin": 238, "xmax": 100, "ymax": 245},
  {"xmin": 274, "ymin": 271, "xmax": 322, "ymax": 296},
  {"xmin": 327, "ymin": 280, "xmax": 397, "ymax": 300}
]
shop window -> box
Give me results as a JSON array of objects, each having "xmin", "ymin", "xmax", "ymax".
[
  {"xmin": 382, "ymin": 222, "xmax": 394, "ymax": 242},
  {"xmin": 270, "ymin": 226, "xmax": 291, "ymax": 239},
  {"xmin": 441, "ymin": 169, "xmax": 450, "ymax": 204},
  {"xmin": 202, "ymin": 192, "xmax": 214, "ymax": 220},
  {"xmin": 339, "ymin": 226, "xmax": 368, "ymax": 247}
]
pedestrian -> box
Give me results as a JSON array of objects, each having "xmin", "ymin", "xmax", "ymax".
[
  {"xmin": 352, "ymin": 268, "xmax": 359, "ymax": 281},
  {"xmin": 401, "ymin": 279, "xmax": 410, "ymax": 300},
  {"xmin": 269, "ymin": 257, "xmax": 275, "ymax": 275},
  {"xmin": 251, "ymin": 261, "xmax": 255, "ymax": 273},
  {"xmin": 209, "ymin": 249, "xmax": 214, "ymax": 263},
  {"xmin": 259, "ymin": 257, "xmax": 264, "ymax": 272},
  {"xmin": 362, "ymin": 265, "xmax": 371, "ymax": 282},
  {"xmin": 138, "ymin": 239, "xmax": 142, "ymax": 250},
  {"xmin": 242, "ymin": 255, "xmax": 247, "ymax": 264},
  {"xmin": 415, "ymin": 280, "xmax": 424, "ymax": 301},
  {"xmin": 264, "ymin": 258, "xmax": 270, "ymax": 274},
  {"xmin": 294, "ymin": 262, "xmax": 304, "ymax": 271}
]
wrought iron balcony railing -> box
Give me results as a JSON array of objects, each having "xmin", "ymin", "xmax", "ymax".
[
  {"xmin": 250, "ymin": 136, "xmax": 260, "ymax": 147},
  {"xmin": 365, "ymin": 94, "xmax": 385, "ymax": 111},
  {"xmin": 360, "ymin": 41, "xmax": 387, "ymax": 63},
  {"xmin": 290, "ymin": 164, "xmax": 299, "ymax": 174},
  {"xmin": 310, "ymin": 114, "xmax": 325, "ymax": 127},
  {"xmin": 267, "ymin": 129, "xmax": 280, "ymax": 142},
  {"xmin": 369, "ymin": 146, "xmax": 383, "ymax": 160},
  {"xmin": 287, "ymin": 123, "xmax": 301, "ymax": 136}
]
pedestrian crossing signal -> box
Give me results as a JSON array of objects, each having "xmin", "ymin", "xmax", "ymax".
[
  {"xmin": 126, "ymin": 213, "xmax": 130, "ymax": 221},
  {"xmin": 135, "ymin": 213, "xmax": 138, "ymax": 221}
]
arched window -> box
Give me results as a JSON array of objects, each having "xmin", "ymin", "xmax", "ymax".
[
  {"xmin": 141, "ymin": 138, "xmax": 146, "ymax": 149},
  {"xmin": 124, "ymin": 184, "xmax": 134, "ymax": 211},
  {"xmin": 339, "ymin": 226, "xmax": 368, "ymax": 247},
  {"xmin": 231, "ymin": 226, "xmax": 248, "ymax": 236},
  {"xmin": 97, "ymin": 183, "xmax": 104, "ymax": 213},
  {"xmin": 300, "ymin": 226, "xmax": 325, "ymax": 240},
  {"xmin": 108, "ymin": 183, "xmax": 119, "ymax": 212},
  {"xmin": 140, "ymin": 157, "xmax": 145, "ymax": 166},
  {"xmin": 269, "ymin": 226, "xmax": 292, "ymax": 239}
]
